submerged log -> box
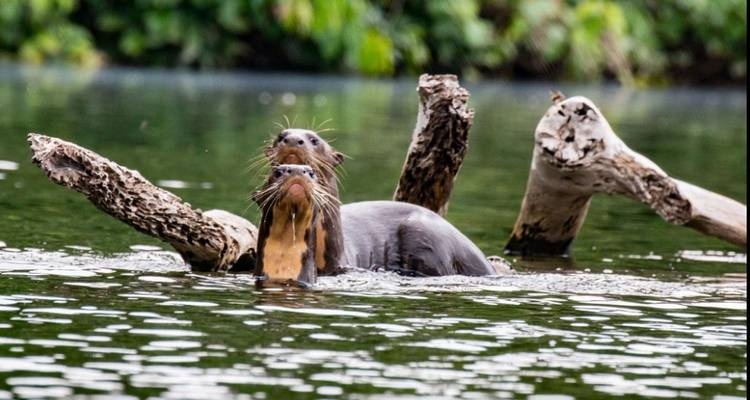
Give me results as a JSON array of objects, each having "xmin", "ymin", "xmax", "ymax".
[
  {"xmin": 394, "ymin": 74, "xmax": 474, "ymax": 216},
  {"xmin": 506, "ymin": 93, "xmax": 747, "ymax": 256},
  {"xmin": 28, "ymin": 134, "xmax": 257, "ymax": 272}
]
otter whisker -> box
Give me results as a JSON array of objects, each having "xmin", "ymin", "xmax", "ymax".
[
  {"xmin": 254, "ymin": 183, "xmax": 284, "ymax": 210},
  {"xmin": 256, "ymin": 185, "xmax": 283, "ymax": 206},
  {"xmin": 311, "ymin": 187, "xmax": 340, "ymax": 222},
  {"xmin": 308, "ymin": 116, "xmax": 317, "ymax": 132},
  {"xmin": 245, "ymin": 155, "xmax": 272, "ymax": 176},
  {"xmin": 315, "ymin": 118, "xmax": 333, "ymax": 132},
  {"xmin": 247, "ymin": 164, "xmax": 273, "ymax": 181},
  {"xmin": 309, "ymin": 153, "xmax": 345, "ymax": 190},
  {"xmin": 246, "ymin": 152, "xmax": 268, "ymax": 167}
]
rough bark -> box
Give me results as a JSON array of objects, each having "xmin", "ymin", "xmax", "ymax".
[
  {"xmin": 394, "ymin": 74, "xmax": 474, "ymax": 216},
  {"xmin": 28, "ymin": 133, "xmax": 257, "ymax": 272},
  {"xmin": 506, "ymin": 93, "xmax": 747, "ymax": 256}
]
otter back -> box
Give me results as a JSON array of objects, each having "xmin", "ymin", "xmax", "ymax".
[{"xmin": 340, "ymin": 201, "xmax": 496, "ymax": 276}]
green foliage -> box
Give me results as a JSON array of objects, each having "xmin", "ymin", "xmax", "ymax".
[
  {"xmin": 0, "ymin": 0, "xmax": 745, "ymax": 84},
  {"xmin": 0, "ymin": 0, "xmax": 100, "ymax": 66}
]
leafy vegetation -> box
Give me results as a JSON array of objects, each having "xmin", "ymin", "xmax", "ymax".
[{"xmin": 0, "ymin": 0, "xmax": 745, "ymax": 84}]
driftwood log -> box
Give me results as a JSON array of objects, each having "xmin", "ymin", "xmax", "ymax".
[
  {"xmin": 505, "ymin": 93, "xmax": 747, "ymax": 257},
  {"xmin": 25, "ymin": 74, "xmax": 472, "ymax": 272},
  {"xmin": 393, "ymin": 74, "xmax": 474, "ymax": 216},
  {"xmin": 27, "ymin": 79, "xmax": 745, "ymax": 270},
  {"xmin": 28, "ymin": 134, "xmax": 257, "ymax": 272}
]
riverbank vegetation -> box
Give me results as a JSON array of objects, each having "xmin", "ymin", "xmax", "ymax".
[{"xmin": 0, "ymin": 0, "xmax": 745, "ymax": 85}]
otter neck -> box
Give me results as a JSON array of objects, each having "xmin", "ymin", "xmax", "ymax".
[
  {"xmin": 312, "ymin": 171, "xmax": 344, "ymax": 275},
  {"xmin": 257, "ymin": 206, "xmax": 317, "ymax": 284},
  {"xmin": 269, "ymin": 206, "xmax": 312, "ymax": 243}
]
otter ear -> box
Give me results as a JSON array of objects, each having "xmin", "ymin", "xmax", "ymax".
[{"xmin": 332, "ymin": 151, "xmax": 345, "ymax": 166}]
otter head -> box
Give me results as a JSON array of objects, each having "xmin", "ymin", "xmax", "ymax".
[
  {"xmin": 264, "ymin": 129, "xmax": 344, "ymax": 194},
  {"xmin": 252, "ymin": 164, "xmax": 335, "ymax": 287}
]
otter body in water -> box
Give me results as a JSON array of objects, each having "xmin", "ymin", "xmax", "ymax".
[
  {"xmin": 259, "ymin": 128, "xmax": 511, "ymax": 284},
  {"xmin": 341, "ymin": 201, "xmax": 497, "ymax": 276}
]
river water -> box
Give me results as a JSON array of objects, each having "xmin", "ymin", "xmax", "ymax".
[{"xmin": 0, "ymin": 65, "xmax": 745, "ymax": 399}]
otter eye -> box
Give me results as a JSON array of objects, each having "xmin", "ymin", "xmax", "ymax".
[
  {"xmin": 310, "ymin": 137, "xmax": 319, "ymax": 146},
  {"xmin": 273, "ymin": 169, "xmax": 283, "ymax": 178}
]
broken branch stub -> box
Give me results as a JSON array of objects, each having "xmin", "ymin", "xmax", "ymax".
[
  {"xmin": 506, "ymin": 95, "xmax": 746, "ymax": 256},
  {"xmin": 394, "ymin": 74, "xmax": 474, "ymax": 216},
  {"xmin": 28, "ymin": 133, "xmax": 257, "ymax": 272}
]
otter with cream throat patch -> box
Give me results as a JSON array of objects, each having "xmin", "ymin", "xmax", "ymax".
[
  {"xmin": 264, "ymin": 129, "xmax": 345, "ymax": 276},
  {"xmin": 261, "ymin": 128, "xmax": 512, "ymax": 281},
  {"xmin": 253, "ymin": 164, "xmax": 338, "ymax": 286}
]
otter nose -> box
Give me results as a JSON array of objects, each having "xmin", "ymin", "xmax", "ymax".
[
  {"xmin": 280, "ymin": 133, "xmax": 305, "ymax": 147},
  {"xmin": 288, "ymin": 167, "xmax": 305, "ymax": 176},
  {"xmin": 274, "ymin": 165, "xmax": 315, "ymax": 179}
]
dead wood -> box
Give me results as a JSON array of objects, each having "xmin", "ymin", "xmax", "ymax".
[
  {"xmin": 28, "ymin": 133, "xmax": 257, "ymax": 272},
  {"xmin": 506, "ymin": 94, "xmax": 746, "ymax": 256},
  {"xmin": 394, "ymin": 74, "xmax": 474, "ymax": 216}
]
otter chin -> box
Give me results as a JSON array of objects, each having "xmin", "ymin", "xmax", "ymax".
[
  {"xmin": 276, "ymin": 176, "xmax": 312, "ymax": 216},
  {"xmin": 282, "ymin": 153, "xmax": 302, "ymax": 164},
  {"xmin": 253, "ymin": 164, "xmax": 325, "ymax": 287},
  {"xmin": 286, "ymin": 181, "xmax": 306, "ymax": 203}
]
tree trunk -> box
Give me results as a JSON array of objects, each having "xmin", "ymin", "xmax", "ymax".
[
  {"xmin": 28, "ymin": 133, "xmax": 257, "ymax": 272},
  {"xmin": 394, "ymin": 74, "xmax": 474, "ymax": 216},
  {"xmin": 506, "ymin": 93, "xmax": 746, "ymax": 257}
]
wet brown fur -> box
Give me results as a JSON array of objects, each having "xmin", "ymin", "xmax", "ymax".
[
  {"xmin": 253, "ymin": 167, "xmax": 322, "ymax": 285},
  {"xmin": 263, "ymin": 129, "xmax": 345, "ymax": 275}
]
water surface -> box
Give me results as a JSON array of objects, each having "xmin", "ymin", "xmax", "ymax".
[{"xmin": 0, "ymin": 65, "xmax": 745, "ymax": 399}]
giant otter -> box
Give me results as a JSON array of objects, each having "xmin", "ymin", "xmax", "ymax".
[
  {"xmin": 264, "ymin": 129, "xmax": 345, "ymax": 275},
  {"xmin": 257, "ymin": 129, "xmax": 511, "ymax": 284},
  {"xmin": 253, "ymin": 164, "xmax": 337, "ymax": 286},
  {"xmin": 254, "ymin": 165, "xmax": 500, "ymax": 285}
]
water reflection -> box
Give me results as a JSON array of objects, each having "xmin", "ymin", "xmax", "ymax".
[
  {"xmin": 0, "ymin": 65, "xmax": 746, "ymax": 398},
  {"xmin": 0, "ymin": 249, "xmax": 743, "ymax": 398}
]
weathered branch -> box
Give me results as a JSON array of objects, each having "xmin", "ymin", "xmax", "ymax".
[
  {"xmin": 394, "ymin": 74, "xmax": 474, "ymax": 216},
  {"xmin": 28, "ymin": 133, "xmax": 257, "ymax": 272},
  {"xmin": 506, "ymin": 94, "xmax": 746, "ymax": 256}
]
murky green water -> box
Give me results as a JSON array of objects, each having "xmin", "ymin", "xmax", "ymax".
[{"xmin": 0, "ymin": 65, "xmax": 745, "ymax": 399}]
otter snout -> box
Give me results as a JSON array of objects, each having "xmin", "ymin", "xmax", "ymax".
[
  {"xmin": 272, "ymin": 164, "xmax": 316, "ymax": 182},
  {"xmin": 276, "ymin": 129, "xmax": 315, "ymax": 149},
  {"xmin": 280, "ymin": 133, "xmax": 305, "ymax": 147}
]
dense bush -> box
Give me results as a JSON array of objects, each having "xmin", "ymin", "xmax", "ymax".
[{"xmin": 0, "ymin": 0, "xmax": 745, "ymax": 84}]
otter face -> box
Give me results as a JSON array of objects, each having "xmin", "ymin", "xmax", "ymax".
[
  {"xmin": 255, "ymin": 164, "xmax": 317, "ymax": 217},
  {"xmin": 264, "ymin": 129, "xmax": 344, "ymax": 180}
]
